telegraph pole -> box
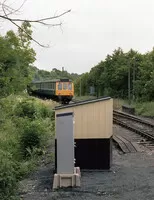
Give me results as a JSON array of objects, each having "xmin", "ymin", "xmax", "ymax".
[
  {"xmin": 62, "ymin": 67, "xmax": 64, "ymax": 77},
  {"xmin": 132, "ymin": 59, "xmax": 135, "ymax": 101},
  {"xmin": 128, "ymin": 65, "xmax": 131, "ymax": 105},
  {"xmin": 80, "ymin": 78, "xmax": 82, "ymax": 97}
]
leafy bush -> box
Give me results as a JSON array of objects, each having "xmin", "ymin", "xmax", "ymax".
[
  {"xmin": 0, "ymin": 150, "xmax": 18, "ymax": 200},
  {"xmin": 18, "ymin": 160, "xmax": 37, "ymax": 180},
  {"xmin": 14, "ymin": 99, "xmax": 37, "ymax": 119},
  {"xmin": 14, "ymin": 98, "xmax": 55, "ymax": 120},
  {"xmin": 37, "ymin": 103, "xmax": 55, "ymax": 119},
  {"xmin": 0, "ymin": 95, "xmax": 55, "ymax": 199},
  {"xmin": 20, "ymin": 120, "xmax": 48, "ymax": 157}
]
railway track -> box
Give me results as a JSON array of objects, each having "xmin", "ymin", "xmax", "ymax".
[
  {"xmin": 113, "ymin": 110, "xmax": 154, "ymax": 128},
  {"xmin": 61, "ymin": 98, "xmax": 154, "ymax": 153},
  {"xmin": 113, "ymin": 110, "xmax": 154, "ymax": 141},
  {"xmin": 113, "ymin": 110, "xmax": 154, "ymax": 153},
  {"xmin": 113, "ymin": 134, "xmax": 140, "ymax": 153},
  {"xmin": 70, "ymin": 99, "xmax": 79, "ymax": 103}
]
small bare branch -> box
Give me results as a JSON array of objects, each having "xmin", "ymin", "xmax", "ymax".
[
  {"xmin": 0, "ymin": 9, "xmax": 71, "ymax": 24},
  {"xmin": 0, "ymin": 0, "xmax": 71, "ymax": 47},
  {"xmin": 0, "ymin": 0, "xmax": 27, "ymax": 16},
  {"xmin": 10, "ymin": 19, "xmax": 49, "ymax": 48}
]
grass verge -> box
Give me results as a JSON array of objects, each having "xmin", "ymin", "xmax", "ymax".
[{"xmin": 113, "ymin": 98, "xmax": 154, "ymax": 117}]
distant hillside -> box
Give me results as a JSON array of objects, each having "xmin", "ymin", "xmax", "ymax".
[{"xmin": 31, "ymin": 67, "xmax": 80, "ymax": 81}]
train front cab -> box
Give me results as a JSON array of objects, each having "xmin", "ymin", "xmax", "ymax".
[{"xmin": 56, "ymin": 81, "xmax": 74, "ymax": 104}]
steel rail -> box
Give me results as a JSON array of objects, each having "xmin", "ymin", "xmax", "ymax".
[
  {"xmin": 113, "ymin": 110, "xmax": 154, "ymax": 128},
  {"xmin": 113, "ymin": 117, "xmax": 154, "ymax": 142}
]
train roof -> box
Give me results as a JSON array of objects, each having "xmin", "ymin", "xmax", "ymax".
[{"xmin": 31, "ymin": 78, "xmax": 72, "ymax": 83}]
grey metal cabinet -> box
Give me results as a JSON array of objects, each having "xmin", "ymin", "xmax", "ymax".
[{"xmin": 56, "ymin": 112, "xmax": 74, "ymax": 174}]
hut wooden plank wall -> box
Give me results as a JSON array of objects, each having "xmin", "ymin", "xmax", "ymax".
[{"xmin": 55, "ymin": 97, "xmax": 113, "ymax": 170}]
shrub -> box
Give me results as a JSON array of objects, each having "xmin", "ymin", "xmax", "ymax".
[
  {"xmin": 14, "ymin": 99, "xmax": 37, "ymax": 119},
  {"xmin": 20, "ymin": 120, "xmax": 48, "ymax": 157},
  {"xmin": 14, "ymin": 98, "xmax": 55, "ymax": 120},
  {"xmin": 17, "ymin": 160, "xmax": 37, "ymax": 180},
  {"xmin": 0, "ymin": 150, "xmax": 18, "ymax": 200},
  {"xmin": 0, "ymin": 95, "xmax": 55, "ymax": 199},
  {"xmin": 37, "ymin": 103, "xmax": 55, "ymax": 119}
]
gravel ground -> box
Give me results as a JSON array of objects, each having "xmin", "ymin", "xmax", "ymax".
[
  {"xmin": 139, "ymin": 116, "xmax": 154, "ymax": 124},
  {"xmin": 19, "ymin": 129, "xmax": 154, "ymax": 200}
]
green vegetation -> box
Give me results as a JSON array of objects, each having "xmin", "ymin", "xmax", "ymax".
[
  {"xmin": 74, "ymin": 48, "xmax": 154, "ymax": 116},
  {"xmin": 1, "ymin": 12, "xmax": 154, "ymax": 199},
  {"xmin": 0, "ymin": 95, "xmax": 55, "ymax": 199},
  {"xmin": 0, "ymin": 22, "xmax": 55, "ymax": 199},
  {"xmin": 31, "ymin": 66, "xmax": 80, "ymax": 81},
  {"xmin": 75, "ymin": 48, "xmax": 154, "ymax": 102},
  {"xmin": 113, "ymin": 99, "xmax": 154, "ymax": 117},
  {"xmin": 133, "ymin": 102, "xmax": 154, "ymax": 117},
  {"xmin": 0, "ymin": 22, "xmax": 36, "ymax": 98}
]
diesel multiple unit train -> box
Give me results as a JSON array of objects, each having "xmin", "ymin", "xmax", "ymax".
[{"xmin": 27, "ymin": 78, "xmax": 74, "ymax": 104}]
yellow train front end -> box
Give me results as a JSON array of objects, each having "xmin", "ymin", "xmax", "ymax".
[{"xmin": 55, "ymin": 80, "xmax": 74, "ymax": 104}]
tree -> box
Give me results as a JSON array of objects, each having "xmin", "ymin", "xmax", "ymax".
[
  {"xmin": 134, "ymin": 50, "xmax": 154, "ymax": 101},
  {"xmin": 0, "ymin": 21, "xmax": 36, "ymax": 97},
  {"xmin": 74, "ymin": 47, "xmax": 154, "ymax": 102},
  {"xmin": 0, "ymin": 0, "xmax": 71, "ymax": 47}
]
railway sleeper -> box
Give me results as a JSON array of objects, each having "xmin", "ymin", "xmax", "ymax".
[
  {"xmin": 113, "ymin": 135, "xmax": 137, "ymax": 153},
  {"xmin": 113, "ymin": 118, "xmax": 154, "ymax": 142},
  {"xmin": 113, "ymin": 110, "xmax": 154, "ymax": 128}
]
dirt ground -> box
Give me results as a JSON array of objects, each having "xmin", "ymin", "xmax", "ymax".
[{"xmin": 19, "ymin": 132, "xmax": 154, "ymax": 200}]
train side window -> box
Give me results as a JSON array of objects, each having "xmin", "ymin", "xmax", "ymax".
[
  {"xmin": 63, "ymin": 83, "xmax": 67, "ymax": 90},
  {"xmin": 48, "ymin": 83, "xmax": 50, "ymax": 88},
  {"xmin": 68, "ymin": 83, "xmax": 72, "ymax": 90},
  {"xmin": 58, "ymin": 83, "xmax": 62, "ymax": 90}
]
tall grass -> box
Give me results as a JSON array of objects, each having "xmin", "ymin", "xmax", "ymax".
[
  {"xmin": 135, "ymin": 101, "xmax": 154, "ymax": 116},
  {"xmin": 113, "ymin": 98, "xmax": 128, "ymax": 110}
]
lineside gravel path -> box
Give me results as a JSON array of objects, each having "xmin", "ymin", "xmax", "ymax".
[{"xmin": 19, "ymin": 127, "xmax": 154, "ymax": 200}]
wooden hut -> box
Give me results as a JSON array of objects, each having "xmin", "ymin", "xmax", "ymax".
[{"xmin": 54, "ymin": 97, "xmax": 113, "ymax": 170}]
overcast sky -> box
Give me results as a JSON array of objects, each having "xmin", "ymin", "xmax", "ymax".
[{"xmin": 1, "ymin": 0, "xmax": 154, "ymax": 74}]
